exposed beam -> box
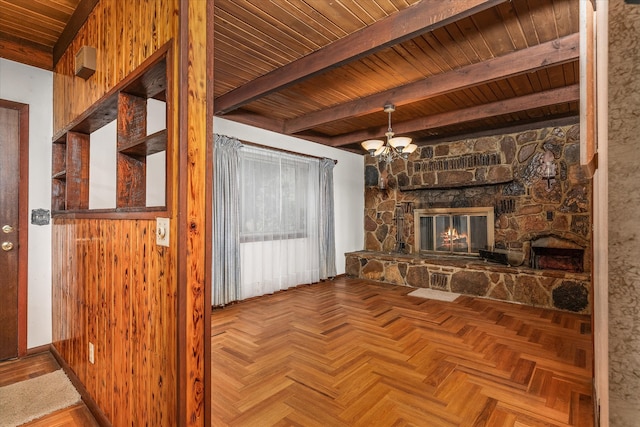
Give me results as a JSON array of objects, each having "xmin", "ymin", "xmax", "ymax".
[
  {"xmin": 52, "ymin": 0, "xmax": 99, "ymax": 67},
  {"xmin": 285, "ymin": 33, "xmax": 580, "ymax": 134},
  {"xmin": 418, "ymin": 115, "xmax": 579, "ymax": 146},
  {"xmin": 329, "ymin": 84, "xmax": 580, "ymax": 147},
  {"xmin": 214, "ymin": 0, "xmax": 508, "ymax": 115},
  {"xmin": 0, "ymin": 36, "xmax": 52, "ymax": 70},
  {"xmin": 219, "ymin": 111, "xmax": 286, "ymax": 135}
]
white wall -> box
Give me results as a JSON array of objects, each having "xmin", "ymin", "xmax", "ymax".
[
  {"xmin": 213, "ymin": 117, "xmax": 365, "ymax": 275},
  {"xmin": 0, "ymin": 59, "xmax": 53, "ymax": 348}
]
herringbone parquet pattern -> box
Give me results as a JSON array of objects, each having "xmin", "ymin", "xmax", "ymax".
[{"xmin": 211, "ymin": 278, "xmax": 593, "ymax": 427}]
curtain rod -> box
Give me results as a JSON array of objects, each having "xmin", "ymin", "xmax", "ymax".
[{"xmin": 240, "ymin": 139, "xmax": 338, "ymax": 165}]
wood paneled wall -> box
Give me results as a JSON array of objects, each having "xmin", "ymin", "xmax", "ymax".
[
  {"xmin": 52, "ymin": 218, "xmax": 176, "ymax": 426},
  {"xmin": 49, "ymin": 0, "xmax": 202, "ymax": 426},
  {"xmin": 53, "ymin": 0, "xmax": 179, "ymax": 134}
]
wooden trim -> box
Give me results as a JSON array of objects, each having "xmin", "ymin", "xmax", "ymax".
[
  {"xmin": 26, "ymin": 344, "xmax": 50, "ymax": 356},
  {"xmin": 214, "ymin": 0, "xmax": 508, "ymax": 114},
  {"xmin": 52, "ymin": 0, "xmax": 100, "ymax": 67},
  {"xmin": 178, "ymin": 0, "xmax": 208, "ymax": 425},
  {"xmin": 177, "ymin": 0, "xmax": 189, "ymax": 422},
  {"xmin": 17, "ymin": 102, "xmax": 28, "ymax": 359},
  {"xmin": 592, "ymin": 1, "xmax": 609, "ymax": 424},
  {"xmin": 0, "ymin": 99, "xmax": 29, "ymax": 358},
  {"xmin": 204, "ymin": 1, "xmax": 214, "ymax": 424},
  {"xmin": 285, "ymin": 33, "xmax": 580, "ymax": 134},
  {"xmin": 330, "ymin": 85, "xmax": 580, "ymax": 147},
  {"xmin": 580, "ymin": 1, "xmax": 597, "ymax": 176},
  {"xmin": 50, "ymin": 345, "xmax": 112, "ymax": 427},
  {"xmin": 52, "ymin": 208, "xmax": 169, "ymax": 221}
]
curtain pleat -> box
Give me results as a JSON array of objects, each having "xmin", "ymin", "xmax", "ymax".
[
  {"xmin": 212, "ymin": 134, "xmax": 242, "ymax": 306},
  {"xmin": 319, "ymin": 158, "xmax": 336, "ymax": 278}
]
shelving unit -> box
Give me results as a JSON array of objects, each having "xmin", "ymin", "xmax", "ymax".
[{"xmin": 51, "ymin": 46, "xmax": 170, "ymax": 215}]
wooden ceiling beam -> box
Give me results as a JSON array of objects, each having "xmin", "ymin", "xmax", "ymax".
[
  {"xmin": 0, "ymin": 35, "xmax": 52, "ymax": 70},
  {"xmin": 214, "ymin": 0, "xmax": 508, "ymax": 115},
  {"xmin": 220, "ymin": 111, "xmax": 287, "ymax": 136},
  {"xmin": 52, "ymin": 0, "xmax": 99, "ymax": 67},
  {"xmin": 329, "ymin": 84, "xmax": 580, "ymax": 147},
  {"xmin": 285, "ymin": 33, "xmax": 579, "ymax": 134}
]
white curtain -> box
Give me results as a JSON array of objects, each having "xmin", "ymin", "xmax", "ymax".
[
  {"xmin": 319, "ymin": 158, "xmax": 336, "ymax": 278},
  {"xmin": 212, "ymin": 134, "xmax": 242, "ymax": 306},
  {"xmin": 238, "ymin": 145, "xmax": 321, "ymax": 299}
]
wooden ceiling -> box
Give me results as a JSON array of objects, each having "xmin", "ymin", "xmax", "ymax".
[
  {"xmin": 0, "ymin": 0, "xmax": 580, "ymax": 152},
  {"xmin": 214, "ymin": 0, "xmax": 580, "ymax": 152},
  {"xmin": 0, "ymin": 0, "xmax": 94, "ymax": 70}
]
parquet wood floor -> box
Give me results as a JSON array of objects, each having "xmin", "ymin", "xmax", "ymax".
[{"xmin": 211, "ymin": 277, "xmax": 594, "ymax": 427}]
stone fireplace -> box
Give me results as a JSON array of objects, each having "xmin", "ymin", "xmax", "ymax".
[{"xmin": 347, "ymin": 122, "xmax": 593, "ymax": 313}]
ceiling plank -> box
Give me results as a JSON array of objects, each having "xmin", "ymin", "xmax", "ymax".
[
  {"xmin": 0, "ymin": 36, "xmax": 52, "ymax": 70},
  {"xmin": 214, "ymin": 0, "xmax": 508, "ymax": 114},
  {"xmin": 329, "ymin": 84, "xmax": 580, "ymax": 147},
  {"xmin": 52, "ymin": 0, "xmax": 99, "ymax": 67},
  {"xmin": 285, "ymin": 32, "xmax": 579, "ymax": 134}
]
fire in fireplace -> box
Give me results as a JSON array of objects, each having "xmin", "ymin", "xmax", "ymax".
[{"xmin": 414, "ymin": 207, "xmax": 494, "ymax": 255}]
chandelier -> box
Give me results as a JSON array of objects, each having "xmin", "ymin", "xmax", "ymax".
[{"xmin": 361, "ymin": 104, "xmax": 417, "ymax": 163}]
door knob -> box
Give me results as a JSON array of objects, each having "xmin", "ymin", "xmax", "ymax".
[
  {"xmin": 2, "ymin": 225, "xmax": 14, "ymax": 233},
  {"xmin": 2, "ymin": 242, "xmax": 13, "ymax": 251}
]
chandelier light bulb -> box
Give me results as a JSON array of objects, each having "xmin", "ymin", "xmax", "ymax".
[{"xmin": 361, "ymin": 104, "xmax": 414, "ymax": 162}]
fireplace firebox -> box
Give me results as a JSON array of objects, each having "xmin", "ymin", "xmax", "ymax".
[
  {"xmin": 530, "ymin": 236, "xmax": 584, "ymax": 273},
  {"xmin": 414, "ymin": 207, "xmax": 494, "ymax": 255}
]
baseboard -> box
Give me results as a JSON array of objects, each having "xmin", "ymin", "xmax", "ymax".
[
  {"xmin": 26, "ymin": 344, "xmax": 51, "ymax": 356},
  {"xmin": 49, "ymin": 344, "xmax": 112, "ymax": 427}
]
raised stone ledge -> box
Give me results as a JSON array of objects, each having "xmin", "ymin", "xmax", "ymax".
[{"xmin": 345, "ymin": 251, "xmax": 591, "ymax": 314}]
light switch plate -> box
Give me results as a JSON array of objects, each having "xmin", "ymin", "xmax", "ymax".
[
  {"xmin": 89, "ymin": 342, "xmax": 95, "ymax": 364},
  {"xmin": 156, "ymin": 217, "xmax": 170, "ymax": 247}
]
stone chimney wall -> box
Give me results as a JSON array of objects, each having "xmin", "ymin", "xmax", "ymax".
[{"xmin": 363, "ymin": 123, "xmax": 592, "ymax": 271}]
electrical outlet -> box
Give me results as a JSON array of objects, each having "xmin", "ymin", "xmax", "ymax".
[
  {"xmin": 156, "ymin": 217, "xmax": 170, "ymax": 247},
  {"xmin": 89, "ymin": 342, "xmax": 95, "ymax": 364}
]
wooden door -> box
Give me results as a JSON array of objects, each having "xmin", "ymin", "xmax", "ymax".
[{"xmin": 0, "ymin": 103, "xmax": 26, "ymax": 360}]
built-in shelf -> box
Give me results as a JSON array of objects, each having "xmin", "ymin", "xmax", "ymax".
[
  {"xmin": 118, "ymin": 129, "xmax": 167, "ymax": 157},
  {"xmin": 51, "ymin": 43, "xmax": 170, "ymax": 215}
]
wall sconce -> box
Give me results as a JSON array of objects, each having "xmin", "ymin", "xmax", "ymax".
[
  {"xmin": 75, "ymin": 46, "xmax": 96, "ymax": 80},
  {"xmin": 541, "ymin": 150, "xmax": 556, "ymax": 191}
]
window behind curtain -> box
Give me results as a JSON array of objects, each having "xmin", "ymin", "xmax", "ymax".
[
  {"xmin": 237, "ymin": 145, "xmax": 321, "ymax": 299},
  {"xmin": 240, "ymin": 149, "xmax": 311, "ymax": 242}
]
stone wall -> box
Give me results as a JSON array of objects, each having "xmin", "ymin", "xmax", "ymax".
[{"xmin": 363, "ymin": 123, "xmax": 592, "ymax": 271}]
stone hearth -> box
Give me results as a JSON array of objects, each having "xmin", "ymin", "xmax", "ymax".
[{"xmin": 346, "ymin": 251, "xmax": 591, "ymax": 314}]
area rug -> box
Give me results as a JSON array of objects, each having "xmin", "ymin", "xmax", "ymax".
[
  {"xmin": 408, "ymin": 288, "xmax": 461, "ymax": 302},
  {"xmin": 0, "ymin": 369, "xmax": 80, "ymax": 427}
]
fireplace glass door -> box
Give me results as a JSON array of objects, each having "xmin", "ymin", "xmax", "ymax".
[{"xmin": 415, "ymin": 207, "xmax": 493, "ymax": 255}]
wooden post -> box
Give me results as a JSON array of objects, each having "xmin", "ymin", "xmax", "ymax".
[{"xmin": 177, "ymin": 0, "xmax": 211, "ymax": 425}]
